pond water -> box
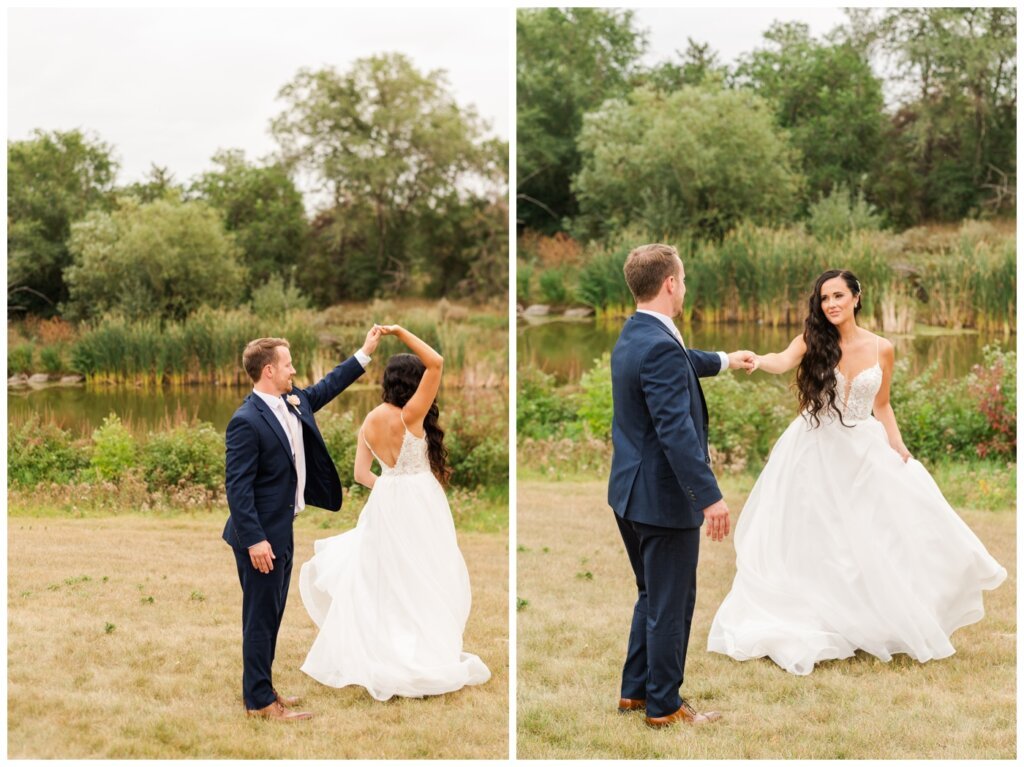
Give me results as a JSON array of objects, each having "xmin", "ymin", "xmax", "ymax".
[
  {"xmin": 8, "ymin": 382, "xmax": 505, "ymax": 437},
  {"xmin": 518, "ymin": 317, "xmax": 1012, "ymax": 385}
]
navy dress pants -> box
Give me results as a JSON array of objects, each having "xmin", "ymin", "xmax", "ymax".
[
  {"xmin": 615, "ymin": 514, "xmax": 701, "ymax": 718},
  {"xmin": 232, "ymin": 539, "xmax": 294, "ymax": 710}
]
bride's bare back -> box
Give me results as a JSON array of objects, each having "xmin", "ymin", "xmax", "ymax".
[{"xmin": 361, "ymin": 405, "xmax": 424, "ymax": 468}]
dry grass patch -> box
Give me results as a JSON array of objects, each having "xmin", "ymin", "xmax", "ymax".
[
  {"xmin": 8, "ymin": 514, "xmax": 508, "ymax": 759},
  {"xmin": 517, "ymin": 480, "xmax": 1015, "ymax": 759}
]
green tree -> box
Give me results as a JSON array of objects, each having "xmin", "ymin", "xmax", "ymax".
[
  {"xmin": 517, "ymin": 8, "xmax": 645, "ymax": 232},
  {"xmin": 118, "ymin": 164, "xmax": 184, "ymax": 203},
  {"xmin": 271, "ymin": 53, "xmax": 493, "ymax": 298},
  {"xmin": 7, "ymin": 129, "xmax": 117, "ymax": 316},
  {"xmin": 848, "ymin": 7, "xmax": 1016, "ymax": 222},
  {"xmin": 640, "ymin": 39, "xmax": 729, "ymax": 92},
  {"xmin": 573, "ymin": 85, "xmax": 803, "ymax": 240},
  {"xmin": 64, "ymin": 197, "xmax": 246, "ymax": 322},
  {"xmin": 190, "ymin": 149, "xmax": 308, "ymax": 292},
  {"xmin": 733, "ymin": 22, "xmax": 886, "ymax": 204}
]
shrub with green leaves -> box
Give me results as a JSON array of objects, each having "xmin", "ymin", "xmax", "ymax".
[
  {"xmin": 8, "ymin": 343, "xmax": 34, "ymax": 374},
  {"xmin": 888, "ymin": 359, "xmax": 990, "ymax": 461},
  {"xmin": 90, "ymin": 413, "xmax": 138, "ymax": 481},
  {"xmin": 538, "ymin": 266, "xmax": 573, "ymax": 305},
  {"xmin": 318, "ymin": 410, "xmax": 361, "ymax": 487},
  {"xmin": 8, "ymin": 415, "xmax": 89, "ymax": 486},
  {"xmin": 250, "ymin": 274, "xmax": 311, "ymax": 318},
  {"xmin": 577, "ymin": 352, "xmax": 612, "ymax": 440},
  {"xmin": 444, "ymin": 401, "xmax": 509, "ymax": 489},
  {"xmin": 806, "ymin": 183, "xmax": 884, "ymax": 241},
  {"xmin": 39, "ymin": 345, "xmax": 65, "ymax": 375},
  {"xmin": 517, "ymin": 367, "xmax": 578, "ymax": 440},
  {"xmin": 142, "ymin": 421, "xmax": 225, "ymax": 490}
]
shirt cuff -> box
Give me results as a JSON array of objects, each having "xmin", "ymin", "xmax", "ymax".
[
  {"xmin": 717, "ymin": 351, "xmax": 729, "ymax": 373},
  {"xmin": 354, "ymin": 350, "xmax": 371, "ymax": 369}
]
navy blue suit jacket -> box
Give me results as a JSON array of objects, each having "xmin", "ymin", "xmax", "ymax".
[
  {"xmin": 222, "ymin": 357, "xmax": 365, "ymax": 552},
  {"xmin": 608, "ymin": 313, "xmax": 724, "ymax": 529}
]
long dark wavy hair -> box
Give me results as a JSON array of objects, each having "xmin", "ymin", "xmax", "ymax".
[
  {"xmin": 797, "ymin": 269, "xmax": 862, "ymax": 427},
  {"xmin": 382, "ymin": 353, "xmax": 452, "ymax": 486}
]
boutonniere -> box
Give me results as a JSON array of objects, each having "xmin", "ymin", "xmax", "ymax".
[{"xmin": 286, "ymin": 394, "xmax": 300, "ymax": 412}]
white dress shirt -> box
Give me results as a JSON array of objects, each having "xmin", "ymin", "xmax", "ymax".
[
  {"xmin": 252, "ymin": 351, "xmax": 370, "ymax": 517},
  {"xmin": 637, "ymin": 309, "xmax": 729, "ymax": 372}
]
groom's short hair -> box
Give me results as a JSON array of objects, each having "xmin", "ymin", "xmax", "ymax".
[
  {"xmin": 624, "ymin": 244, "xmax": 681, "ymax": 302},
  {"xmin": 243, "ymin": 337, "xmax": 290, "ymax": 383}
]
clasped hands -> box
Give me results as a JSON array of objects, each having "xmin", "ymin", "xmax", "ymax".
[
  {"xmin": 727, "ymin": 350, "xmax": 757, "ymax": 372},
  {"xmin": 359, "ymin": 323, "xmax": 406, "ymax": 358}
]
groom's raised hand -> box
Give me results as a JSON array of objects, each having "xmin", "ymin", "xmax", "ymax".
[
  {"xmin": 360, "ymin": 325, "xmax": 383, "ymax": 357},
  {"xmin": 702, "ymin": 499, "xmax": 731, "ymax": 542},
  {"xmin": 727, "ymin": 350, "xmax": 756, "ymax": 372}
]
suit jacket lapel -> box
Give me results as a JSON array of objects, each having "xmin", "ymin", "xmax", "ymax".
[{"xmin": 249, "ymin": 394, "xmax": 295, "ymax": 464}]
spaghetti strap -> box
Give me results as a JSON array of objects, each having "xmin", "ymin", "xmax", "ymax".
[
  {"xmin": 399, "ymin": 409, "xmax": 408, "ymax": 432},
  {"xmin": 875, "ymin": 335, "xmax": 880, "ymax": 364},
  {"xmin": 362, "ymin": 430, "xmax": 386, "ymax": 465}
]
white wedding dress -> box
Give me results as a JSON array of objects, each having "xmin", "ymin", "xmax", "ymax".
[
  {"xmin": 707, "ymin": 345, "xmax": 1006, "ymax": 675},
  {"xmin": 299, "ymin": 424, "xmax": 490, "ymax": 699}
]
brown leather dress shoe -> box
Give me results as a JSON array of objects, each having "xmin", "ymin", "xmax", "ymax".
[
  {"xmin": 246, "ymin": 700, "xmax": 313, "ymax": 721},
  {"xmin": 274, "ymin": 689, "xmax": 302, "ymax": 707},
  {"xmin": 618, "ymin": 697, "xmax": 647, "ymax": 714},
  {"xmin": 645, "ymin": 700, "xmax": 721, "ymax": 728}
]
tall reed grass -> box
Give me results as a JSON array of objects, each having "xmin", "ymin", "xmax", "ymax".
[
  {"xmin": 65, "ymin": 301, "xmax": 506, "ymax": 387},
  {"xmin": 522, "ymin": 222, "xmax": 1015, "ymax": 334}
]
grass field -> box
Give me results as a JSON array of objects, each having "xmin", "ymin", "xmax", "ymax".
[
  {"xmin": 8, "ymin": 512, "xmax": 509, "ymax": 759},
  {"xmin": 516, "ymin": 479, "xmax": 1016, "ymax": 759}
]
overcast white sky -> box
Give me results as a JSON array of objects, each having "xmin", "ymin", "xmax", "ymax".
[
  {"xmin": 8, "ymin": 6, "xmax": 853, "ymax": 190},
  {"xmin": 633, "ymin": 7, "xmax": 848, "ymax": 67},
  {"xmin": 8, "ymin": 7, "xmax": 510, "ymax": 187}
]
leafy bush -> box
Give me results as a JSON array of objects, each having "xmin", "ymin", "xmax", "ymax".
[
  {"xmin": 967, "ymin": 346, "xmax": 1016, "ymax": 458},
  {"xmin": 577, "ymin": 352, "xmax": 613, "ymax": 440},
  {"xmin": 517, "ymin": 261, "xmax": 534, "ymax": 305},
  {"xmin": 517, "ymin": 367, "xmax": 578, "ymax": 440},
  {"xmin": 142, "ymin": 421, "xmax": 224, "ymax": 490},
  {"xmin": 8, "ymin": 415, "xmax": 89, "ymax": 485},
  {"xmin": 250, "ymin": 274, "xmax": 310, "ymax": 318},
  {"xmin": 538, "ymin": 267, "xmax": 572, "ymax": 305},
  {"xmin": 318, "ymin": 410, "xmax": 361, "ymax": 486},
  {"xmin": 450, "ymin": 437, "xmax": 509, "ymax": 490},
  {"xmin": 806, "ymin": 183, "xmax": 884, "ymax": 241},
  {"xmin": 702, "ymin": 374, "xmax": 793, "ymax": 472},
  {"xmin": 444, "ymin": 401, "xmax": 509, "ymax": 489},
  {"xmin": 39, "ymin": 345, "xmax": 65, "ymax": 375},
  {"xmin": 889, "ymin": 360, "xmax": 989, "ymax": 461},
  {"xmin": 90, "ymin": 413, "xmax": 138, "ymax": 481},
  {"xmin": 9, "ymin": 343, "xmax": 34, "ymax": 374}
]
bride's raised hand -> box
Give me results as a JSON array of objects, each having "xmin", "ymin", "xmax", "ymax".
[{"xmin": 377, "ymin": 324, "xmax": 402, "ymax": 336}]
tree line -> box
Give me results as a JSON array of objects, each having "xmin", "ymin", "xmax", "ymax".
[
  {"xmin": 8, "ymin": 53, "xmax": 509, "ymax": 320},
  {"xmin": 517, "ymin": 7, "xmax": 1016, "ymax": 239}
]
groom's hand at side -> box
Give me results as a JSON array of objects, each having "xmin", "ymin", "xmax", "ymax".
[
  {"xmin": 727, "ymin": 350, "xmax": 756, "ymax": 372},
  {"xmin": 248, "ymin": 540, "xmax": 276, "ymax": 573},
  {"xmin": 702, "ymin": 499, "xmax": 731, "ymax": 541}
]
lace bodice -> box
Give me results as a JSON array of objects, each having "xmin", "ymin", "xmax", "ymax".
[
  {"xmin": 367, "ymin": 428, "xmax": 432, "ymax": 477},
  {"xmin": 834, "ymin": 363, "xmax": 882, "ymax": 422}
]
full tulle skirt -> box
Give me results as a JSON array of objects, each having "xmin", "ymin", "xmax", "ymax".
[
  {"xmin": 707, "ymin": 414, "xmax": 1006, "ymax": 676},
  {"xmin": 299, "ymin": 472, "xmax": 490, "ymax": 699}
]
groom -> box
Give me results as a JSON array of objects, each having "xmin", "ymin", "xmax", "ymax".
[
  {"xmin": 608, "ymin": 243, "xmax": 753, "ymax": 728},
  {"xmin": 223, "ymin": 327, "xmax": 381, "ymax": 721}
]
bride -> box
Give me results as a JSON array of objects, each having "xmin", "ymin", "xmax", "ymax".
[
  {"xmin": 707, "ymin": 269, "xmax": 1006, "ymax": 675},
  {"xmin": 299, "ymin": 324, "xmax": 490, "ymax": 699}
]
